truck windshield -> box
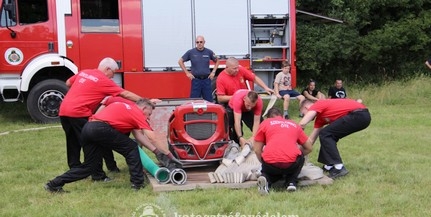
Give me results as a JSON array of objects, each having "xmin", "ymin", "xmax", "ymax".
[
  {"xmin": 0, "ymin": 0, "xmax": 48, "ymax": 26},
  {"xmin": 18, "ymin": 0, "xmax": 48, "ymax": 25}
]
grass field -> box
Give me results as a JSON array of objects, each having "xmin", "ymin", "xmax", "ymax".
[{"xmin": 1, "ymin": 76, "xmax": 431, "ymax": 217}]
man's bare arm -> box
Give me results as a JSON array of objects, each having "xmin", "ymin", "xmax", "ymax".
[
  {"xmin": 300, "ymin": 139, "xmax": 313, "ymax": 155},
  {"xmin": 250, "ymin": 115, "xmax": 261, "ymax": 141},
  {"xmin": 217, "ymin": 94, "xmax": 232, "ymax": 104},
  {"xmin": 298, "ymin": 110, "xmax": 317, "ymax": 129},
  {"xmin": 425, "ymin": 60, "xmax": 431, "ymax": 70},
  {"xmin": 209, "ymin": 58, "xmax": 220, "ymax": 79},
  {"xmin": 307, "ymin": 128, "xmax": 321, "ymax": 146},
  {"xmin": 253, "ymin": 141, "xmax": 264, "ymax": 163},
  {"xmin": 119, "ymin": 90, "xmax": 141, "ymax": 102},
  {"xmin": 234, "ymin": 111, "xmax": 246, "ymax": 147},
  {"xmin": 254, "ymin": 76, "xmax": 274, "ymax": 94},
  {"xmin": 142, "ymin": 129, "xmax": 170, "ymax": 154},
  {"xmin": 132, "ymin": 129, "xmax": 158, "ymax": 152}
]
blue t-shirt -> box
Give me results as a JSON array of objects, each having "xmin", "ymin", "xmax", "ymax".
[{"xmin": 181, "ymin": 48, "xmax": 217, "ymax": 76}]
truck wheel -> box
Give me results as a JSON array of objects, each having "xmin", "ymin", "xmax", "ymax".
[{"xmin": 27, "ymin": 79, "xmax": 68, "ymax": 123}]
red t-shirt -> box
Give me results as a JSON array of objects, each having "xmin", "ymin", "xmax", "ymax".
[
  {"xmin": 59, "ymin": 69, "xmax": 124, "ymax": 117},
  {"xmin": 255, "ymin": 116, "xmax": 308, "ymax": 163},
  {"xmin": 216, "ymin": 66, "xmax": 255, "ymax": 96},
  {"xmin": 90, "ymin": 102, "xmax": 152, "ymax": 134},
  {"xmin": 228, "ymin": 89, "xmax": 263, "ymax": 116},
  {"xmin": 309, "ymin": 99, "xmax": 367, "ymax": 128}
]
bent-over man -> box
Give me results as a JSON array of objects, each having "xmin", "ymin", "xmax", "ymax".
[
  {"xmin": 60, "ymin": 57, "xmax": 141, "ymax": 181},
  {"xmin": 299, "ymin": 99, "xmax": 371, "ymax": 179},
  {"xmin": 227, "ymin": 90, "xmax": 263, "ymax": 147},
  {"xmin": 45, "ymin": 99, "xmax": 181, "ymax": 192},
  {"xmin": 254, "ymin": 108, "xmax": 312, "ymax": 195}
]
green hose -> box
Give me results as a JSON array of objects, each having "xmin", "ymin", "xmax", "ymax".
[{"xmin": 138, "ymin": 146, "xmax": 170, "ymax": 184}]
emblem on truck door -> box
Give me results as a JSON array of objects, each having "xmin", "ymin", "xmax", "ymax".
[{"xmin": 5, "ymin": 47, "xmax": 24, "ymax": 65}]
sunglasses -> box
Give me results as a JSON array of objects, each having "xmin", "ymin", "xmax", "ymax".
[{"xmin": 196, "ymin": 41, "xmax": 204, "ymax": 44}]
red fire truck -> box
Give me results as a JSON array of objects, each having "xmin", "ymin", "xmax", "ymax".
[{"xmin": 0, "ymin": 0, "xmax": 297, "ymax": 123}]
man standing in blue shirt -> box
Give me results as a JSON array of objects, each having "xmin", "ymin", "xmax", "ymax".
[{"xmin": 178, "ymin": 35, "xmax": 220, "ymax": 102}]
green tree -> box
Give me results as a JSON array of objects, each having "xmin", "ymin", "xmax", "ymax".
[{"xmin": 296, "ymin": 0, "xmax": 431, "ymax": 88}]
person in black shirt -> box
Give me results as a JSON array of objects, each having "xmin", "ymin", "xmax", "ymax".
[
  {"xmin": 328, "ymin": 79, "xmax": 347, "ymax": 99},
  {"xmin": 300, "ymin": 79, "xmax": 325, "ymax": 115}
]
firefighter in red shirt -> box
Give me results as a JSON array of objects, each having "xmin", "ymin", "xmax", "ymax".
[
  {"xmin": 216, "ymin": 57, "xmax": 273, "ymax": 104},
  {"xmin": 299, "ymin": 99, "xmax": 371, "ymax": 179},
  {"xmin": 59, "ymin": 57, "xmax": 141, "ymax": 180},
  {"xmin": 254, "ymin": 107, "xmax": 312, "ymax": 194},
  {"xmin": 227, "ymin": 90, "xmax": 263, "ymax": 147},
  {"xmin": 97, "ymin": 96, "xmax": 177, "ymax": 168},
  {"xmin": 45, "ymin": 98, "xmax": 181, "ymax": 192}
]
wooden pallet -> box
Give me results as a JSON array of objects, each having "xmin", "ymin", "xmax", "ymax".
[
  {"xmin": 145, "ymin": 165, "xmax": 257, "ymax": 192},
  {"xmin": 145, "ymin": 165, "xmax": 333, "ymax": 192}
]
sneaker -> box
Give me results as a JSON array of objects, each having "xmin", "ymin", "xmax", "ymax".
[
  {"xmin": 284, "ymin": 114, "xmax": 289, "ymax": 120},
  {"xmin": 328, "ymin": 166, "xmax": 349, "ymax": 179},
  {"xmin": 44, "ymin": 183, "xmax": 66, "ymax": 193},
  {"xmin": 286, "ymin": 183, "xmax": 297, "ymax": 192},
  {"xmin": 322, "ymin": 165, "xmax": 333, "ymax": 172},
  {"xmin": 257, "ymin": 176, "xmax": 269, "ymax": 195},
  {"xmin": 92, "ymin": 176, "xmax": 112, "ymax": 182}
]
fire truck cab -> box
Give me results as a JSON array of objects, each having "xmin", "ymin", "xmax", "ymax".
[{"xmin": 0, "ymin": 0, "xmax": 297, "ymax": 123}]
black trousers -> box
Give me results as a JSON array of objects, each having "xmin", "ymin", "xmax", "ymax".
[
  {"xmin": 60, "ymin": 116, "xmax": 88, "ymax": 168},
  {"xmin": 102, "ymin": 147, "xmax": 118, "ymax": 170},
  {"xmin": 318, "ymin": 109, "xmax": 372, "ymax": 165},
  {"xmin": 60, "ymin": 116, "xmax": 109, "ymax": 179},
  {"xmin": 261, "ymin": 154, "xmax": 305, "ymax": 186},
  {"xmin": 226, "ymin": 106, "xmax": 262, "ymax": 144},
  {"xmin": 50, "ymin": 122, "xmax": 144, "ymax": 187}
]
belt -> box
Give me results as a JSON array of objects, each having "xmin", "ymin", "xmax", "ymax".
[
  {"xmin": 89, "ymin": 119, "xmax": 109, "ymax": 124},
  {"xmin": 267, "ymin": 161, "xmax": 294, "ymax": 169},
  {"xmin": 194, "ymin": 75, "xmax": 209, "ymax": 80},
  {"xmin": 262, "ymin": 155, "xmax": 302, "ymax": 169},
  {"xmin": 350, "ymin": 108, "xmax": 368, "ymax": 113}
]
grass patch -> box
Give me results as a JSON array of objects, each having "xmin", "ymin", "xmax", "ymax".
[{"xmin": 1, "ymin": 75, "xmax": 431, "ymax": 216}]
